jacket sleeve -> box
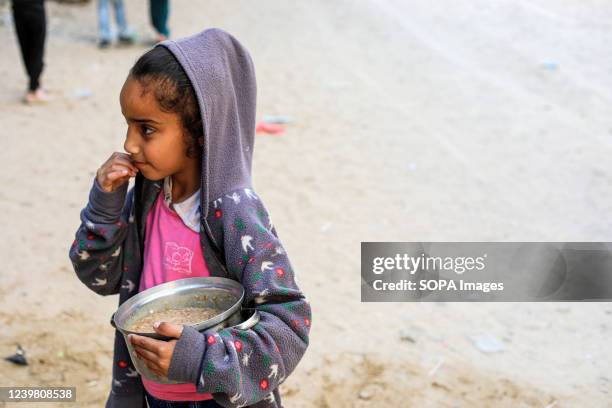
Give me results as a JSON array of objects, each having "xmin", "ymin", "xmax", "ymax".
[
  {"xmin": 168, "ymin": 188, "xmax": 311, "ymax": 407},
  {"xmin": 68, "ymin": 179, "xmax": 134, "ymax": 296}
]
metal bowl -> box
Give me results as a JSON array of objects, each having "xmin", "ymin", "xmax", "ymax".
[{"xmin": 111, "ymin": 277, "xmax": 258, "ymax": 383}]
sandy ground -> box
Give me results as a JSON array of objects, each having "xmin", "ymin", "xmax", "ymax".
[{"xmin": 1, "ymin": 0, "xmax": 611, "ymax": 406}]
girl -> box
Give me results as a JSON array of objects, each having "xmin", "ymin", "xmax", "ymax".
[{"xmin": 69, "ymin": 28, "xmax": 311, "ymax": 408}]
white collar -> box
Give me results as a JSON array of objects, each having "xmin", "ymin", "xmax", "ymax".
[{"xmin": 163, "ymin": 176, "xmax": 201, "ymax": 232}]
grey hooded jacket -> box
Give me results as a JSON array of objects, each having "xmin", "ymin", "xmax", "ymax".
[{"xmin": 69, "ymin": 28, "xmax": 311, "ymax": 408}]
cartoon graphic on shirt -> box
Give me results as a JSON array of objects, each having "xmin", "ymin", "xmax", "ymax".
[{"xmin": 163, "ymin": 242, "xmax": 194, "ymax": 274}]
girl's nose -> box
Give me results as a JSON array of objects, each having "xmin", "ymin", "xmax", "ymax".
[{"xmin": 123, "ymin": 129, "xmax": 140, "ymax": 155}]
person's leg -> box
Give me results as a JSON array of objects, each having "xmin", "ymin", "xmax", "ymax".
[
  {"xmin": 26, "ymin": 0, "xmax": 46, "ymax": 92},
  {"xmin": 12, "ymin": 0, "xmax": 47, "ymax": 99},
  {"xmin": 144, "ymin": 391, "xmax": 222, "ymax": 408},
  {"xmin": 149, "ymin": 0, "xmax": 169, "ymax": 39},
  {"xmin": 112, "ymin": 0, "xmax": 134, "ymax": 41},
  {"xmin": 145, "ymin": 391, "xmax": 171, "ymax": 408},
  {"xmin": 197, "ymin": 399, "xmax": 224, "ymax": 407},
  {"xmin": 11, "ymin": 1, "xmax": 31, "ymax": 82},
  {"xmin": 97, "ymin": 0, "xmax": 112, "ymax": 45},
  {"xmin": 145, "ymin": 391, "xmax": 208, "ymax": 408}
]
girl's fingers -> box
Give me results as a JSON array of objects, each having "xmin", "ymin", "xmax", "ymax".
[
  {"xmin": 130, "ymin": 335, "xmax": 162, "ymax": 354},
  {"xmin": 113, "ymin": 156, "xmax": 138, "ymax": 172},
  {"xmin": 113, "ymin": 152, "xmax": 132, "ymax": 160},
  {"xmin": 112, "ymin": 152, "xmax": 135, "ymax": 164},
  {"xmin": 106, "ymin": 170, "xmax": 131, "ymax": 181},
  {"xmin": 137, "ymin": 352, "xmax": 162, "ymax": 375},
  {"xmin": 105, "ymin": 153, "xmax": 137, "ymax": 172},
  {"xmin": 110, "ymin": 163, "xmax": 137, "ymax": 176},
  {"xmin": 97, "ymin": 152, "xmax": 138, "ymax": 192},
  {"xmin": 134, "ymin": 346, "xmax": 159, "ymax": 363},
  {"xmin": 110, "ymin": 163, "xmax": 129, "ymax": 171}
]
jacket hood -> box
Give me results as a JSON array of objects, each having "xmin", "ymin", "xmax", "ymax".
[{"xmin": 158, "ymin": 28, "xmax": 257, "ymax": 243}]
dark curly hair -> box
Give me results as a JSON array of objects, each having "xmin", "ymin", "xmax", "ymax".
[{"xmin": 129, "ymin": 46, "xmax": 203, "ymax": 159}]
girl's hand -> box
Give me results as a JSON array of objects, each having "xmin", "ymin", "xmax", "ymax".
[
  {"xmin": 129, "ymin": 322, "xmax": 184, "ymax": 378},
  {"xmin": 96, "ymin": 152, "xmax": 139, "ymax": 193}
]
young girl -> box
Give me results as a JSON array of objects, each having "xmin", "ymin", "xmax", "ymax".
[{"xmin": 69, "ymin": 28, "xmax": 311, "ymax": 408}]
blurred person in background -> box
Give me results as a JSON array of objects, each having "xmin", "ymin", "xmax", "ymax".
[
  {"xmin": 150, "ymin": 0, "xmax": 169, "ymax": 42},
  {"xmin": 97, "ymin": 0, "xmax": 136, "ymax": 48},
  {"xmin": 12, "ymin": 0, "xmax": 48, "ymax": 104}
]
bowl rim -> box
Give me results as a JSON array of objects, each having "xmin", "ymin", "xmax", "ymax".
[{"xmin": 112, "ymin": 277, "xmax": 244, "ymax": 339}]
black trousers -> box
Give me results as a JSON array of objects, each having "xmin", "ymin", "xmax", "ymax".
[{"xmin": 12, "ymin": 0, "xmax": 47, "ymax": 91}]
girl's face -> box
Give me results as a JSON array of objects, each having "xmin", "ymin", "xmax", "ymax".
[{"xmin": 120, "ymin": 76, "xmax": 195, "ymax": 181}]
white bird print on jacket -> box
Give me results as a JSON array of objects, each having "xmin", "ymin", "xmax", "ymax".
[
  {"xmin": 241, "ymin": 350, "xmax": 252, "ymax": 367},
  {"xmin": 78, "ymin": 250, "xmax": 90, "ymax": 261},
  {"xmin": 268, "ymin": 364, "xmax": 279, "ymax": 380},
  {"xmin": 243, "ymin": 188, "xmax": 258, "ymax": 200},
  {"xmin": 268, "ymin": 214, "xmax": 274, "ymax": 230},
  {"xmin": 92, "ymin": 277, "xmax": 107, "ymax": 286},
  {"xmin": 261, "ymin": 261, "xmax": 273, "ymax": 272},
  {"xmin": 264, "ymin": 393, "xmax": 276, "ymax": 403},
  {"xmin": 225, "ymin": 192, "xmax": 241, "ymax": 204},
  {"xmin": 254, "ymin": 288, "xmax": 270, "ymax": 304},
  {"xmin": 125, "ymin": 368, "xmax": 139, "ymax": 377},
  {"xmin": 213, "ymin": 197, "xmax": 223, "ymax": 208},
  {"xmin": 241, "ymin": 235, "xmax": 254, "ymax": 253},
  {"xmin": 229, "ymin": 392, "xmax": 242, "ymax": 404},
  {"xmin": 121, "ymin": 280, "xmax": 135, "ymax": 293},
  {"xmin": 271, "ymin": 246, "xmax": 285, "ymax": 257},
  {"xmin": 111, "ymin": 247, "xmax": 121, "ymax": 257}
]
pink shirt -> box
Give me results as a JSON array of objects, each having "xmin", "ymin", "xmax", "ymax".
[{"xmin": 138, "ymin": 190, "xmax": 213, "ymax": 401}]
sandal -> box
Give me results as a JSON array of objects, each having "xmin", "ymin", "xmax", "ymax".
[{"xmin": 23, "ymin": 88, "xmax": 50, "ymax": 105}]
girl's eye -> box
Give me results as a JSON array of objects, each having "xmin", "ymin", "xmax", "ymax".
[{"xmin": 142, "ymin": 125, "xmax": 155, "ymax": 137}]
